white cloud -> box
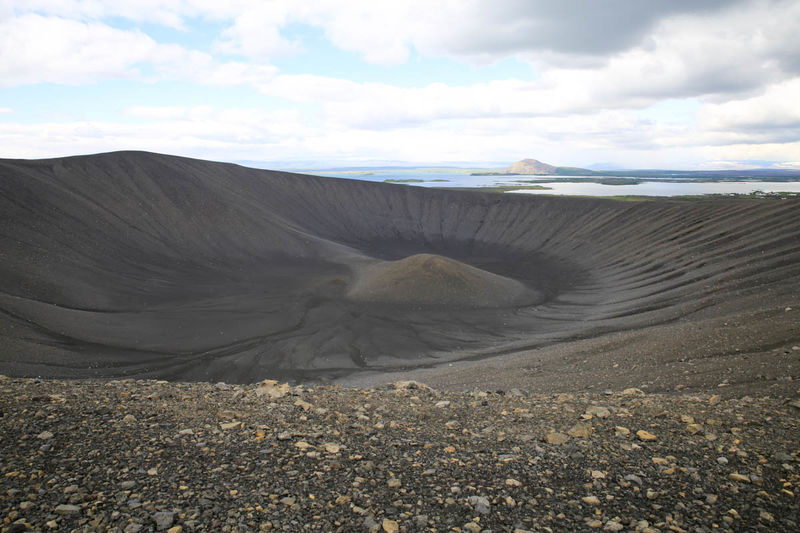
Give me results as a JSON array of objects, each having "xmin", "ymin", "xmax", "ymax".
[
  {"xmin": 0, "ymin": 14, "xmax": 277, "ymax": 88},
  {"xmin": 235, "ymin": 0, "xmax": 800, "ymax": 130},
  {"xmin": 700, "ymin": 141, "xmax": 800, "ymax": 163},
  {"xmin": 213, "ymin": 2, "xmax": 299, "ymax": 60},
  {"xmin": 0, "ymin": 14, "xmax": 157, "ymax": 86},
  {"xmin": 0, "ymin": 104, "xmax": 701, "ymax": 167},
  {"xmin": 772, "ymin": 161, "xmax": 800, "ymax": 169},
  {"xmin": 5, "ymin": 0, "xmax": 194, "ymax": 29},
  {"xmin": 0, "ymin": 108, "xmax": 12, "ymax": 113},
  {"xmin": 699, "ymin": 78, "xmax": 800, "ymax": 130}
]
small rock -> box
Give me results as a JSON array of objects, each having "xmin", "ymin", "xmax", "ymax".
[
  {"xmin": 585, "ymin": 406, "xmax": 611, "ymax": 418},
  {"xmin": 505, "ymin": 478, "xmax": 522, "ymax": 487},
  {"xmin": 434, "ymin": 400, "xmax": 451, "ymax": 408},
  {"xmin": 387, "ymin": 477, "xmax": 401, "ymax": 489},
  {"xmin": 615, "ymin": 426, "xmax": 630, "ymax": 437},
  {"xmin": 468, "ymin": 495, "xmax": 491, "ymax": 515},
  {"xmin": 729, "ymin": 473, "xmax": 750, "ymax": 483},
  {"xmin": 445, "ymin": 420, "xmax": 461, "ymax": 430},
  {"xmin": 622, "ymin": 388, "xmax": 645, "ymax": 395},
  {"xmin": 624, "ymin": 474, "xmax": 643, "ymax": 485},
  {"xmin": 393, "ymin": 380, "xmax": 432, "ymax": 392},
  {"xmin": 121, "ymin": 414, "xmax": 137, "ymax": 424},
  {"xmin": 219, "ymin": 421, "xmax": 239, "ymax": 430},
  {"xmin": 636, "ymin": 430, "xmax": 657, "ymax": 441},
  {"xmin": 324, "ymin": 442, "xmax": 341, "ymax": 454},
  {"xmin": 382, "ymin": 518, "xmax": 399, "ymax": 533},
  {"xmin": 774, "ymin": 452, "xmax": 795, "ymax": 462},
  {"xmin": 709, "ymin": 394, "xmax": 721, "ymax": 405},
  {"xmin": 463, "ymin": 522, "xmax": 482, "ymax": 533},
  {"xmin": 54, "ymin": 503, "xmax": 81, "ymax": 515},
  {"xmin": 254, "ymin": 379, "xmax": 290, "ymax": 398},
  {"xmin": 582, "ymin": 495, "xmax": 601, "ymax": 505},
  {"xmin": 604, "ymin": 520, "xmax": 624, "ymax": 532},
  {"xmin": 167, "ymin": 527, "xmax": 183, "ymax": 533},
  {"xmin": 568, "ymin": 422, "xmax": 593, "ymax": 438},
  {"xmin": 546, "ymin": 432, "xmax": 570, "ymax": 445},
  {"xmin": 294, "ymin": 399, "xmax": 313, "ymax": 410},
  {"xmin": 37, "ymin": 431, "xmax": 54, "ymax": 440},
  {"xmin": 280, "ymin": 496, "xmax": 296, "ymax": 506},
  {"xmin": 363, "ymin": 516, "xmax": 380, "ymax": 532},
  {"xmin": 153, "ymin": 511, "xmax": 175, "ymax": 530}
]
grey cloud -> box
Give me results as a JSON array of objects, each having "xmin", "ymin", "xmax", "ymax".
[{"xmin": 440, "ymin": 0, "xmax": 746, "ymax": 59}]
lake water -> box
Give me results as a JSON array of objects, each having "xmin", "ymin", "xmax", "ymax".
[
  {"xmin": 507, "ymin": 180, "xmax": 800, "ymax": 197},
  {"xmin": 306, "ymin": 169, "xmax": 800, "ymax": 197}
]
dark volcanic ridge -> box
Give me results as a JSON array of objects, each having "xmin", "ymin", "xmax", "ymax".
[{"xmin": 1, "ymin": 151, "xmax": 799, "ymax": 385}]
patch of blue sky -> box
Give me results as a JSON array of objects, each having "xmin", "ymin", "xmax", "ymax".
[
  {"xmin": 635, "ymin": 98, "xmax": 701, "ymax": 124},
  {"xmin": 274, "ymin": 23, "xmax": 537, "ymax": 87},
  {"xmin": 105, "ymin": 16, "xmax": 227, "ymax": 53}
]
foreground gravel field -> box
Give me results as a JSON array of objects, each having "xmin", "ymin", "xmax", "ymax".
[{"xmin": 1, "ymin": 377, "xmax": 798, "ymax": 532}]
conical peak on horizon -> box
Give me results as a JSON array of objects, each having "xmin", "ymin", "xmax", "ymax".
[{"xmin": 505, "ymin": 159, "xmax": 558, "ymax": 175}]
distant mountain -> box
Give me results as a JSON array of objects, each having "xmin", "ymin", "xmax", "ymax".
[
  {"xmin": 471, "ymin": 158, "xmax": 560, "ymax": 176},
  {"xmin": 505, "ymin": 158, "xmax": 558, "ymax": 175}
]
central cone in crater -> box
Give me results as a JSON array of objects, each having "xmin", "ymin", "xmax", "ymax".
[{"xmin": 348, "ymin": 253, "xmax": 541, "ymax": 308}]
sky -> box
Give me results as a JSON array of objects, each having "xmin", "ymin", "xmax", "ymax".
[{"xmin": 1, "ymin": 0, "xmax": 800, "ymax": 169}]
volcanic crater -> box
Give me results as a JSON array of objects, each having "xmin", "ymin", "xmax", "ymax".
[{"xmin": 1, "ymin": 151, "xmax": 798, "ymax": 385}]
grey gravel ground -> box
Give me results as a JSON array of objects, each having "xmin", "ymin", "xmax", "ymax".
[{"xmin": 1, "ymin": 377, "xmax": 799, "ymax": 532}]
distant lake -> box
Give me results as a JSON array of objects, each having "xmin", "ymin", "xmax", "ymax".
[
  {"xmin": 507, "ymin": 180, "xmax": 800, "ymax": 197},
  {"xmin": 304, "ymin": 169, "xmax": 800, "ymax": 197}
]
